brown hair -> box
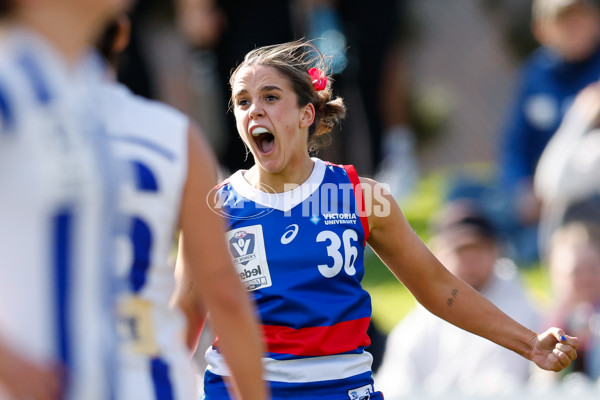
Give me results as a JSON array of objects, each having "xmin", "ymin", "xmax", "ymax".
[
  {"xmin": 0, "ymin": 0, "xmax": 13, "ymax": 17},
  {"xmin": 96, "ymin": 20, "xmax": 120, "ymax": 67},
  {"xmin": 229, "ymin": 40, "xmax": 346, "ymax": 152}
]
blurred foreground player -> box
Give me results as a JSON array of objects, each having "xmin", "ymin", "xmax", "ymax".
[
  {"xmin": 96, "ymin": 16, "xmax": 267, "ymax": 400},
  {"xmin": 0, "ymin": 0, "xmax": 129, "ymax": 399}
]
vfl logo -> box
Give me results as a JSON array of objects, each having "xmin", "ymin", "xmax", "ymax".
[
  {"xmin": 229, "ymin": 231, "xmax": 256, "ymax": 265},
  {"xmin": 280, "ymin": 224, "xmax": 299, "ymax": 244},
  {"xmin": 226, "ymin": 225, "xmax": 273, "ymax": 291}
]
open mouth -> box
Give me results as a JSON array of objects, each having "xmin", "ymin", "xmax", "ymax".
[{"xmin": 251, "ymin": 127, "xmax": 275, "ymax": 154}]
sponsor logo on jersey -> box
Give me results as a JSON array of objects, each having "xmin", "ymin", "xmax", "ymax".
[
  {"xmin": 280, "ymin": 224, "xmax": 299, "ymax": 244},
  {"xmin": 229, "ymin": 231, "xmax": 256, "ymax": 265},
  {"xmin": 226, "ymin": 225, "xmax": 272, "ymax": 291},
  {"xmin": 240, "ymin": 266, "xmax": 269, "ymax": 290},
  {"xmin": 348, "ymin": 384, "xmax": 373, "ymax": 400},
  {"xmin": 322, "ymin": 212, "xmax": 358, "ymax": 225}
]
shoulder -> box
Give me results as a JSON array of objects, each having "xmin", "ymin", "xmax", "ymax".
[
  {"xmin": 0, "ymin": 48, "xmax": 44, "ymax": 136},
  {"xmin": 521, "ymin": 47, "xmax": 562, "ymax": 79},
  {"xmin": 505, "ymin": 48, "xmax": 558, "ymax": 96},
  {"xmin": 102, "ymin": 82, "xmax": 190, "ymax": 149},
  {"xmin": 212, "ymin": 169, "xmax": 242, "ymax": 196},
  {"xmin": 102, "ymin": 83, "xmax": 186, "ymax": 124},
  {"xmin": 0, "ymin": 36, "xmax": 27, "ymax": 118},
  {"xmin": 0, "ymin": 68, "xmax": 17, "ymax": 134},
  {"xmin": 215, "ymin": 175, "xmax": 234, "ymax": 191},
  {"xmin": 358, "ymin": 176, "xmax": 383, "ymax": 189},
  {"xmin": 357, "ymin": 176, "xmax": 394, "ymax": 204},
  {"xmin": 356, "ymin": 176, "xmax": 400, "ymax": 231}
]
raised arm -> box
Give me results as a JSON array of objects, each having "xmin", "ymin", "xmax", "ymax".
[
  {"xmin": 174, "ymin": 122, "xmax": 268, "ymax": 400},
  {"xmin": 361, "ymin": 177, "xmax": 578, "ymax": 372}
]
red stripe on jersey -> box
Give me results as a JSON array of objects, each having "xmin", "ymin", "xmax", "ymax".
[
  {"xmin": 213, "ymin": 178, "xmax": 231, "ymax": 190},
  {"xmin": 343, "ymin": 164, "xmax": 369, "ymax": 245},
  {"xmin": 261, "ymin": 317, "xmax": 371, "ymax": 357}
]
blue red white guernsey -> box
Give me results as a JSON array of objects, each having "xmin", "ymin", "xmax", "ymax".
[
  {"xmin": 204, "ymin": 158, "xmax": 384, "ymax": 400},
  {"xmin": 100, "ymin": 82, "xmax": 197, "ymax": 400},
  {"xmin": 0, "ymin": 29, "xmax": 117, "ymax": 400}
]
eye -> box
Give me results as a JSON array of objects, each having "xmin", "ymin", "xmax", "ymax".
[
  {"xmin": 236, "ymin": 98, "xmax": 250, "ymax": 108},
  {"xmin": 265, "ymin": 94, "xmax": 279, "ymax": 102}
]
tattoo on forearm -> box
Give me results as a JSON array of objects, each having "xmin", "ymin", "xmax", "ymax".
[
  {"xmin": 446, "ymin": 288, "xmax": 459, "ymax": 308},
  {"xmin": 187, "ymin": 281, "xmax": 194, "ymax": 295}
]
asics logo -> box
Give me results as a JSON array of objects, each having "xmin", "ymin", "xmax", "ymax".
[{"xmin": 280, "ymin": 224, "xmax": 299, "ymax": 244}]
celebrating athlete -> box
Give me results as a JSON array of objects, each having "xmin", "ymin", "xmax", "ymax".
[{"xmin": 182, "ymin": 40, "xmax": 579, "ymax": 399}]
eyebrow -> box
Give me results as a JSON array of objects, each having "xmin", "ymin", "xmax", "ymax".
[
  {"xmin": 262, "ymin": 85, "xmax": 283, "ymax": 92},
  {"xmin": 233, "ymin": 85, "xmax": 283, "ymax": 98}
]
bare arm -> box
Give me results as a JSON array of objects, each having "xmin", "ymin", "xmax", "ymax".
[
  {"xmin": 0, "ymin": 338, "xmax": 61, "ymax": 400},
  {"xmin": 361, "ymin": 177, "xmax": 578, "ymax": 372},
  {"xmin": 174, "ymin": 122, "xmax": 268, "ymax": 400},
  {"xmin": 173, "ymin": 247, "xmax": 207, "ymax": 353}
]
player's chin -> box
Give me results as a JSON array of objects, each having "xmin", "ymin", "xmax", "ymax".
[
  {"xmin": 253, "ymin": 149, "xmax": 281, "ymax": 169},
  {"xmin": 256, "ymin": 152, "xmax": 285, "ymax": 174},
  {"xmin": 256, "ymin": 159, "xmax": 282, "ymax": 175}
]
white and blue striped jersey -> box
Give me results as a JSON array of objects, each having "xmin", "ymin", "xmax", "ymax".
[
  {"xmin": 204, "ymin": 159, "xmax": 384, "ymax": 400},
  {"xmin": 99, "ymin": 82, "xmax": 196, "ymax": 400},
  {"xmin": 0, "ymin": 28, "xmax": 118, "ymax": 400}
]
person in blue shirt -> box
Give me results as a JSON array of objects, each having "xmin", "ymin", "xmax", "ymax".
[{"xmin": 498, "ymin": 0, "xmax": 600, "ymax": 263}]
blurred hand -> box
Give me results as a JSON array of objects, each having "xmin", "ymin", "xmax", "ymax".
[
  {"xmin": 529, "ymin": 327, "xmax": 579, "ymax": 372},
  {"xmin": 0, "ymin": 345, "xmax": 62, "ymax": 400}
]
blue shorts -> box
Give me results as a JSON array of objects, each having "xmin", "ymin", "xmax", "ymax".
[{"xmin": 203, "ymin": 370, "xmax": 385, "ymax": 400}]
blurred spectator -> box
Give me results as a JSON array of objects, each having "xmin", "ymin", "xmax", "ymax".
[
  {"xmin": 535, "ymin": 81, "xmax": 600, "ymax": 254},
  {"xmin": 342, "ymin": 0, "xmax": 419, "ymax": 199},
  {"xmin": 107, "ymin": 0, "xmax": 167, "ymax": 99},
  {"xmin": 175, "ymin": 0, "xmax": 419, "ymax": 194},
  {"xmin": 537, "ymin": 222, "xmax": 600, "ymax": 382},
  {"xmin": 496, "ymin": 0, "xmax": 600, "ymax": 263},
  {"xmin": 175, "ymin": 0, "xmax": 297, "ymax": 174},
  {"xmin": 302, "ymin": 0, "xmax": 419, "ymax": 198},
  {"xmin": 374, "ymin": 200, "xmax": 540, "ymax": 397},
  {"xmin": 114, "ymin": 1, "xmax": 158, "ymax": 99}
]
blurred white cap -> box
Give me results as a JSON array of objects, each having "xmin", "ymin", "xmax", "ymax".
[{"xmin": 532, "ymin": 0, "xmax": 592, "ymax": 21}]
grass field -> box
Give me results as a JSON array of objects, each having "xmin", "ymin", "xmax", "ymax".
[{"xmin": 362, "ymin": 167, "xmax": 553, "ymax": 333}]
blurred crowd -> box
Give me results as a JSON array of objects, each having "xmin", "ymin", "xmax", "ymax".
[
  {"xmin": 117, "ymin": 0, "xmax": 419, "ymax": 195},
  {"xmin": 99, "ymin": 0, "xmax": 600, "ymax": 398}
]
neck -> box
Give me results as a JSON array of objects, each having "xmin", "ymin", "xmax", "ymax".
[
  {"xmin": 246, "ymin": 155, "xmax": 315, "ymax": 193},
  {"xmin": 16, "ymin": 6, "xmax": 101, "ymax": 62}
]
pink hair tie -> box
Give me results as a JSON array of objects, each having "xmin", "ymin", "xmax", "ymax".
[{"xmin": 308, "ymin": 68, "xmax": 327, "ymax": 91}]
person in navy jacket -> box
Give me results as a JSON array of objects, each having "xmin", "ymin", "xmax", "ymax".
[{"xmin": 497, "ymin": 0, "xmax": 600, "ymax": 263}]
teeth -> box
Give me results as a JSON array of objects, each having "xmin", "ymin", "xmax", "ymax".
[{"xmin": 251, "ymin": 127, "xmax": 270, "ymax": 136}]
